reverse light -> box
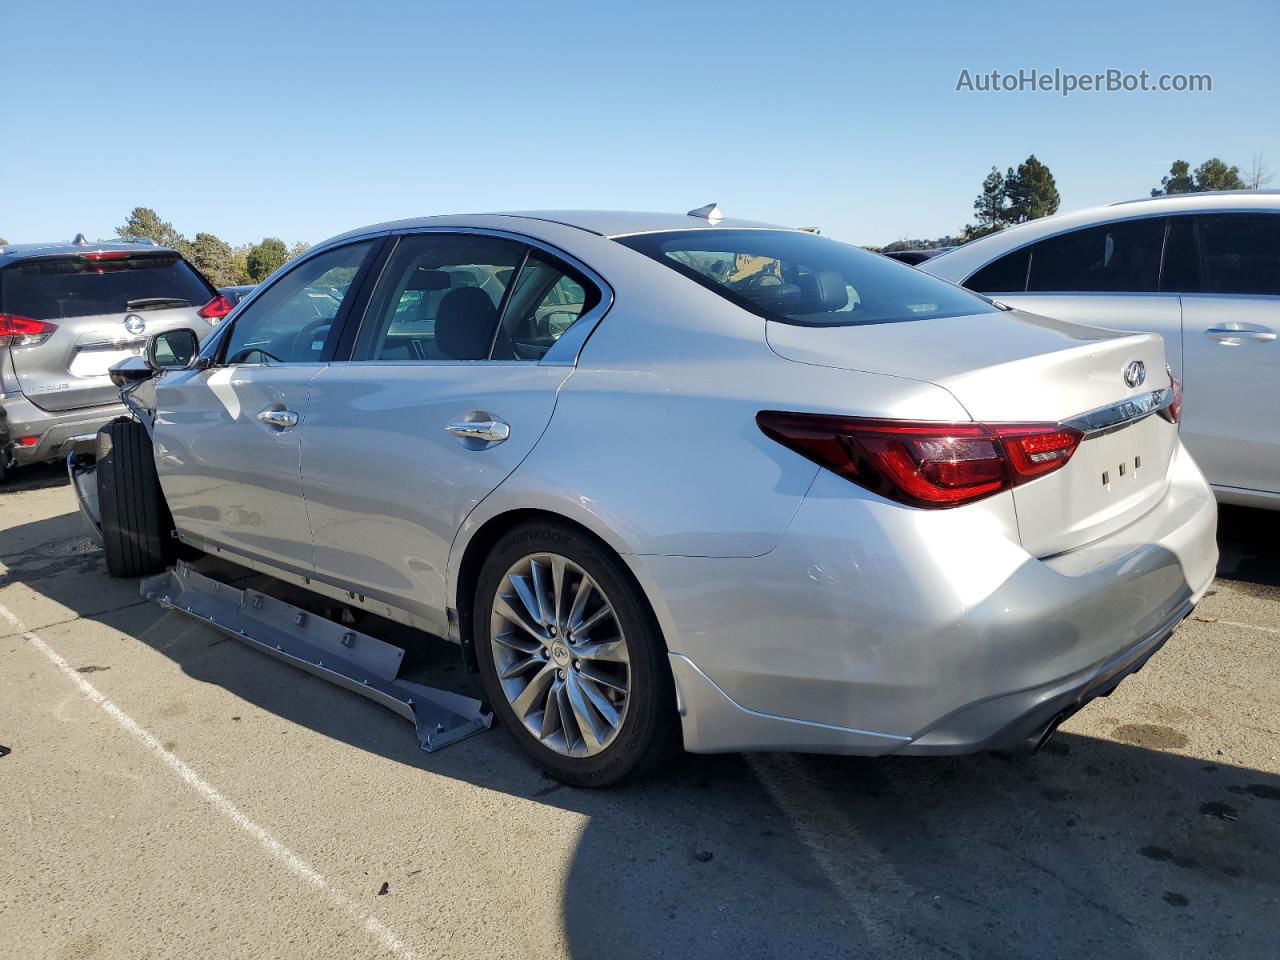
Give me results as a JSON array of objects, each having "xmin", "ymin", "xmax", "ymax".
[
  {"xmin": 757, "ymin": 411, "xmax": 1083, "ymax": 509},
  {"xmin": 198, "ymin": 294, "xmax": 235, "ymax": 322},
  {"xmin": 0, "ymin": 314, "xmax": 58, "ymax": 347}
]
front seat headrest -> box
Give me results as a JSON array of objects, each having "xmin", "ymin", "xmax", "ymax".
[
  {"xmin": 435, "ymin": 287, "xmax": 497, "ymax": 360},
  {"xmin": 802, "ymin": 269, "xmax": 850, "ymax": 313}
]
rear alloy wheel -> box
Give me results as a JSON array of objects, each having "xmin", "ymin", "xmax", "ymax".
[{"xmin": 475, "ymin": 521, "xmax": 676, "ymax": 786}]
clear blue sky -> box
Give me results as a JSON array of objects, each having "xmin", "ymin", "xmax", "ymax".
[{"xmin": 3, "ymin": 0, "xmax": 1277, "ymax": 249}]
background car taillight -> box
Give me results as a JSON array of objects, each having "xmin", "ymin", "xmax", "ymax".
[
  {"xmin": 198, "ymin": 294, "xmax": 235, "ymax": 323},
  {"xmin": 757, "ymin": 411, "xmax": 1083, "ymax": 508},
  {"xmin": 1160, "ymin": 364, "xmax": 1183, "ymax": 424},
  {"xmin": 0, "ymin": 313, "xmax": 58, "ymax": 347}
]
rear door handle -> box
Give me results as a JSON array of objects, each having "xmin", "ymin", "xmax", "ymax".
[
  {"xmin": 1206, "ymin": 324, "xmax": 1277, "ymax": 344},
  {"xmin": 257, "ymin": 408, "xmax": 299, "ymax": 429},
  {"xmin": 445, "ymin": 419, "xmax": 510, "ymax": 443}
]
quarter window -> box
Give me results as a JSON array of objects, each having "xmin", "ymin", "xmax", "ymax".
[
  {"xmin": 1025, "ymin": 218, "xmax": 1164, "ymax": 293},
  {"xmin": 1196, "ymin": 214, "xmax": 1280, "ymax": 296},
  {"xmin": 222, "ymin": 241, "xmax": 375, "ymax": 364}
]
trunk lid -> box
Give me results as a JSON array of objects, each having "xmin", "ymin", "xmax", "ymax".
[
  {"xmin": 766, "ymin": 308, "xmax": 1178, "ymax": 555},
  {"xmin": 0, "ymin": 252, "xmax": 216, "ymax": 412}
]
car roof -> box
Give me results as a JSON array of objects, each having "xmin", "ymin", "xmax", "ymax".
[
  {"xmin": 0, "ymin": 237, "xmax": 180, "ymax": 267},
  {"xmin": 921, "ymin": 190, "xmax": 1280, "ymax": 282},
  {"xmin": 323, "ymin": 209, "xmax": 795, "ymax": 247}
]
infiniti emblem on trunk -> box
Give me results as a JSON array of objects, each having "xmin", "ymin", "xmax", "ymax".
[
  {"xmin": 1123, "ymin": 360, "xmax": 1145, "ymax": 388},
  {"xmin": 123, "ymin": 314, "xmax": 146, "ymax": 335}
]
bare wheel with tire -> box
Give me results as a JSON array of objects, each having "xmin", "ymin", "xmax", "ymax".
[
  {"xmin": 474, "ymin": 520, "xmax": 677, "ymax": 786},
  {"xmin": 97, "ymin": 417, "xmax": 174, "ymax": 578}
]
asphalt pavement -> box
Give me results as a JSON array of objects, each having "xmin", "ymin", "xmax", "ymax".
[{"xmin": 1, "ymin": 462, "xmax": 1276, "ymax": 959}]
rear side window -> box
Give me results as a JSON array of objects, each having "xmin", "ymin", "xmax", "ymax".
[
  {"xmin": 1197, "ymin": 214, "xmax": 1280, "ymax": 295},
  {"xmin": 0, "ymin": 253, "xmax": 215, "ymax": 321},
  {"xmin": 964, "ymin": 248, "xmax": 1029, "ymax": 293},
  {"xmin": 618, "ymin": 229, "xmax": 995, "ymax": 326},
  {"xmin": 353, "ymin": 233, "xmax": 525, "ymax": 361},
  {"xmin": 1025, "ymin": 218, "xmax": 1164, "ymax": 293}
]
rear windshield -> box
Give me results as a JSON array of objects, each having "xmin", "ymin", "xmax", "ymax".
[
  {"xmin": 0, "ymin": 253, "xmax": 214, "ymax": 321},
  {"xmin": 617, "ymin": 229, "xmax": 996, "ymax": 326}
]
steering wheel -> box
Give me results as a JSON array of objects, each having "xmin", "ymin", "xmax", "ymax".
[
  {"xmin": 228, "ymin": 347, "xmax": 282, "ymax": 365},
  {"xmin": 742, "ymin": 271, "xmax": 783, "ymax": 288},
  {"xmin": 293, "ymin": 318, "xmax": 333, "ymax": 359}
]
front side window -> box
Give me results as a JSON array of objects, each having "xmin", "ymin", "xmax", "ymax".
[
  {"xmin": 617, "ymin": 229, "xmax": 995, "ymax": 326},
  {"xmin": 1197, "ymin": 213, "xmax": 1280, "ymax": 296},
  {"xmin": 354, "ymin": 234, "xmax": 524, "ymax": 361},
  {"xmin": 1025, "ymin": 218, "xmax": 1164, "ymax": 293},
  {"xmin": 222, "ymin": 241, "xmax": 375, "ymax": 364}
]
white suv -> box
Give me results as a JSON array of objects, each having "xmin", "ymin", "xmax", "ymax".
[{"xmin": 923, "ymin": 191, "xmax": 1280, "ymax": 509}]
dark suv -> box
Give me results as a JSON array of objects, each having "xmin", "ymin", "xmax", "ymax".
[{"xmin": 0, "ymin": 236, "xmax": 233, "ymax": 479}]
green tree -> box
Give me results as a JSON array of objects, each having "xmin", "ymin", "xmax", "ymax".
[
  {"xmin": 1192, "ymin": 157, "xmax": 1245, "ymax": 192},
  {"xmin": 229, "ymin": 247, "xmax": 252, "ymax": 285},
  {"xmin": 117, "ymin": 207, "xmax": 190, "ymax": 254},
  {"xmin": 1003, "ymin": 155, "xmax": 1060, "ymax": 223},
  {"xmin": 287, "ymin": 240, "xmax": 311, "ymax": 261},
  {"xmin": 0, "ymin": 236, "xmax": 7, "ymax": 246},
  {"xmin": 967, "ymin": 165, "xmax": 1008, "ymax": 239},
  {"xmin": 1151, "ymin": 157, "xmax": 1245, "ymax": 195},
  {"xmin": 189, "ymin": 232, "xmax": 237, "ymax": 287},
  {"xmin": 1151, "ymin": 160, "xmax": 1195, "ymax": 196},
  {"xmin": 245, "ymin": 237, "xmax": 289, "ymax": 282}
]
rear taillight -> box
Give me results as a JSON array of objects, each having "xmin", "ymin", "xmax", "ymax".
[
  {"xmin": 198, "ymin": 295, "xmax": 235, "ymax": 322},
  {"xmin": 757, "ymin": 411, "xmax": 1083, "ymax": 509},
  {"xmin": 1160, "ymin": 364, "xmax": 1183, "ymax": 424},
  {"xmin": 0, "ymin": 314, "xmax": 58, "ymax": 347}
]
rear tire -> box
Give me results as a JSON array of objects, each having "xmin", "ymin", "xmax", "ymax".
[
  {"xmin": 97, "ymin": 417, "xmax": 173, "ymax": 578},
  {"xmin": 474, "ymin": 520, "xmax": 678, "ymax": 787}
]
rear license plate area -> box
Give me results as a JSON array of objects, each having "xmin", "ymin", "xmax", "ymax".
[{"xmin": 69, "ymin": 345, "xmax": 143, "ymax": 378}]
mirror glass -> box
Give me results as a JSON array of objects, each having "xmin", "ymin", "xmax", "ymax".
[{"xmin": 148, "ymin": 328, "xmax": 200, "ymax": 370}]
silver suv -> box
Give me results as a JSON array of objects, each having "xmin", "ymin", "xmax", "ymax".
[{"xmin": 0, "ymin": 236, "xmax": 231, "ymax": 479}]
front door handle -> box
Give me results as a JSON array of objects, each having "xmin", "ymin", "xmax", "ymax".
[
  {"xmin": 445, "ymin": 419, "xmax": 510, "ymax": 443},
  {"xmin": 257, "ymin": 408, "xmax": 299, "ymax": 429},
  {"xmin": 1206, "ymin": 324, "xmax": 1277, "ymax": 344}
]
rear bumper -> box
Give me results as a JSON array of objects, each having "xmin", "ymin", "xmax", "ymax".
[
  {"xmin": 0, "ymin": 392, "xmax": 123, "ymax": 467},
  {"xmin": 644, "ymin": 443, "xmax": 1218, "ymax": 755},
  {"xmin": 896, "ymin": 596, "xmax": 1190, "ymax": 754}
]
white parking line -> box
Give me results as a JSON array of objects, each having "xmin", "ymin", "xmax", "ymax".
[{"xmin": 0, "ymin": 601, "xmax": 422, "ymax": 960}]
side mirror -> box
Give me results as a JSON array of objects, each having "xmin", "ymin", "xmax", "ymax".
[
  {"xmin": 145, "ymin": 328, "xmax": 201, "ymax": 371},
  {"xmin": 108, "ymin": 355, "xmax": 155, "ymax": 387}
]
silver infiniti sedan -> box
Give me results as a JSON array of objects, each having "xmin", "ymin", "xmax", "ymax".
[{"xmin": 85, "ymin": 208, "xmax": 1219, "ymax": 786}]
